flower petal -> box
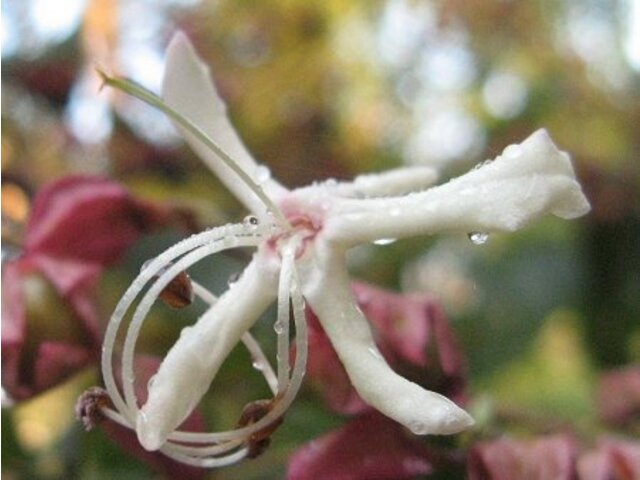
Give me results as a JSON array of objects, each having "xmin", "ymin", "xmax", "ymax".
[
  {"xmin": 333, "ymin": 166, "xmax": 439, "ymax": 198},
  {"xmin": 326, "ymin": 130, "xmax": 590, "ymax": 246},
  {"xmin": 299, "ymin": 244, "xmax": 473, "ymax": 435},
  {"xmin": 287, "ymin": 412, "xmax": 433, "ymax": 480},
  {"xmin": 162, "ymin": 32, "xmax": 288, "ymax": 214},
  {"xmin": 137, "ymin": 257, "xmax": 278, "ymax": 451},
  {"xmin": 303, "ymin": 310, "xmax": 368, "ymax": 415}
]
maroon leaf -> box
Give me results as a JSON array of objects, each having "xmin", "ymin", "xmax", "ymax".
[
  {"xmin": 1, "ymin": 258, "xmax": 99, "ymax": 400},
  {"xmin": 2, "ymin": 175, "xmax": 193, "ymax": 401},
  {"xmin": 287, "ymin": 412, "xmax": 433, "ymax": 480},
  {"xmin": 25, "ymin": 175, "xmax": 184, "ymax": 265},
  {"xmin": 468, "ymin": 435, "xmax": 577, "ymax": 480}
]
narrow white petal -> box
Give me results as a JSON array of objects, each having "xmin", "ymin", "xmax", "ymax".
[
  {"xmin": 298, "ymin": 244, "xmax": 474, "ymax": 435},
  {"xmin": 136, "ymin": 256, "xmax": 278, "ymax": 451},
  {"xmin": 333, "ymin": 166, "xmax": 439, "ymax": 198},
  {"xmin": 325, "ymin": 129, "xmax": 590, "ymax": 246},
  {"xmin": 162, "ymin": 32, "xmax": 288, "ymax": 213}
]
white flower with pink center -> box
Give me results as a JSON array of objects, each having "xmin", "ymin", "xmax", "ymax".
[{"xmin": 98, "ymin": 32, "xmax": 590, "ymax": 467}]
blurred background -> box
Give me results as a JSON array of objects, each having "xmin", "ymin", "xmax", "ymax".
[{"xmin": 2, "ymin": 0, "xmax": 639, "ymax": 478}]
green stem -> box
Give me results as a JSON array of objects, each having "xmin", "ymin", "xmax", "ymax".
[{"xmin": 98, "ymin": 70, "xmax": 289, "ymax": 228}]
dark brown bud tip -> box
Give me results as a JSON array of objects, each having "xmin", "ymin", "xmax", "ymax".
[
  {"xmin": 237, "ymin": 398, "xmax": 284, "ymax": 459},
  {"xmin": 159, "ymin": 270, "xmax": 194, "ymax": 309},
  {"xmin": 75, "ymin": 387, "xmax": 112, "ymax": 431}
]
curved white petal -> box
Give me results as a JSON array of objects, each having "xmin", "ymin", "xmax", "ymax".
[
  {"xmin": 136, "ymin": 256, "xmax": 278, "ymax": 451},
  {"xmin": 325, "ymin": 129, "xmax": 590, "ymax": 246},
  {"xmin": 162, "ymin": 32, "xmax": 288, "ymax": 213},
  {"xmin": 298, "ymin": 243, "xmax": 474, "ymax": 435}
]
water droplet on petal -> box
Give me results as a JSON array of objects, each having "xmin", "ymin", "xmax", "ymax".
[
  {"xmin": 503, "ymin": 144, "xmax": 523, "ymax": 159},
  {"xmin": 467, "ymin": 232, "xmax": 489, "ymax": 245},
  {"xmin": 373, "ymin": 238, "xmax": 397, "ymax": 246},
  {"xmin": 325, "ymin": 178, "xmax": 337, "ymax": 187},
  {"xmin": 228, "ymin": 271, "xmax": 241, "ymax": 286},
  {"xmin": 255, "ymin": 166, "xmax": 271, "ymax": 184},
  {"xmin": 367, "ymin": 346, "xmax": 383, "ymax": 360},
  {"xmin": 408, "ymin": 420, "xmax": 428, "ymax": 435},
  {"xmin": 138, "ymin": 410, "xmax": 148, "ymax": 424},
  {"xmin": 243, "ymin": 215, "xmax": 259, "ymax": 229},
  {"xmin": 273, "ymin": 321, "xmax": 284, "ymax": 334},
  {"xmin": 147, "ymin": 374, "xmax": 157, "ymax": 391},
  {"xmin": 252, "ymin": 359, "xmax": 264, "ymax": 371}
]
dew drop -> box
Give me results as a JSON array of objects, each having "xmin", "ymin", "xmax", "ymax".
[
  {"xmin": 503, "ymin": 144, "xmax": 523, "ymax": 159},
  {"xmin": 243, "ymin": 215, "xmax": 259, "ymax": 228},
  {"xmin": 408, "ymin": 420, "xmax": 428, "ymax": 435},
  {"xmin": 467, "ymin": 232, "xmax": 489, "ymax": 245},
  {"xmin": 367, "ymin": 346, "xmax": 383, "ymax": 360},
  {"xmin": 138, "ymin": 410, "xmax": 148, "ymax": 424},
  {"xmin": 255, "ymin": 166, "xmax": 271, "ymax": 184},
  {"xmin": 252, "ymin": 359, "xmax": 264, "ymax": 371},
  {"xmin": 147, "ymin": 374, "xmax": 157, "ymax": 391},
  {"xmin": 373, "ymin": 238, "xmax": 397, "ymax": 246},
  {"xmin": 227, "ymin": 271, "xmax": 241, "ymax": 286},
  {"xmin": 273, "ymin": 321, "xmax": 284, "ymax": 334},
  {"xmin": 325, "ymin": 178, "xmax": 337, "ymax": 187}
]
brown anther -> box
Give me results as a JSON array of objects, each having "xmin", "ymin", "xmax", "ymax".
[
  {"xmin": 159, "ymin": 270, "xmax": 194, "ymax": 308},
  {"xmin": 237, "ymin": 398, "xmax": 284, "ymax": 459},
  {"xmin": 142, "ymin": 259, "xmax": 195, "ymax": 309},
  {"xmin": 75, "ymin": 387, "xmax": 113, "ymax": 431}
]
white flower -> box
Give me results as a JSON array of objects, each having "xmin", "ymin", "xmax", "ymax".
[{"xmin": 98, "ymin": 32, "xmax": 590, "ymax": 467}]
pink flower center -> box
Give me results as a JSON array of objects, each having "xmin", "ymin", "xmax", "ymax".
[{"xmin": 267, "ymin": 202, "xmax": 324, "ymax": 259}]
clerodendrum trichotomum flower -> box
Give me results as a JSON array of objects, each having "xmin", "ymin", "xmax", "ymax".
[{"xmin": 91, "ymin": 32, "xmax": 590, "ymax": 467}]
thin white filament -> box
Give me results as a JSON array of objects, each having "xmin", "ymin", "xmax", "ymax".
[
  {"xmin": 100, "ymin": 72, "xmax": 290, "ymax": 229},
  {"xmin": 101, "ymin": 223, "xmax": 270, "ymax": 423},
  {"xmin": 120, "ymin": 228, "xmax": 266, "ymax": 413},
  {"xmin": 161, "ymin": 445, "xmax": 249, "ymax": 468},
  {"xmin": 100, "ymin": 222, "xmax": 309, "ymax": 465},
  {"xmin": 276, "ymin": 238, "xmax": 298, "ymax": 393}
]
